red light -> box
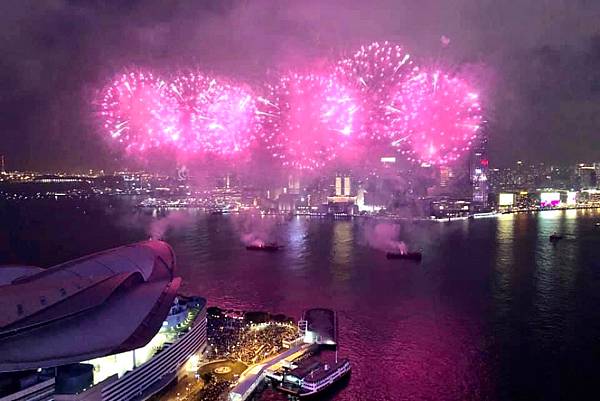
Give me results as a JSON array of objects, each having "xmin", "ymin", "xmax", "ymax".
[{"xmin": 481, "ymin": 159, "xmax": 489, "ymax": 166}]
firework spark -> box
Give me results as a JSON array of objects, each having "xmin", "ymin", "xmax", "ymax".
[
  {"xmin": 388, "ymin": 70, "xmax": 483, "ymax": 165},
  {"xmin": 168, "ymin": 72, "xmax": 259, "ymax": 156},
  {"xmin": 99, "ymin": 70, "xmax": 259, "ymax": 157},
  {"xmin": 336, "ymin": 41, "xmax": 418, "ymax": 142},
  {"xmin": 258, "ymin": 72, "xmax": 361, "ymax": 171},
  {"xmin": 99, "ymin": 70, "xmax": 179, "ymax": 152}
]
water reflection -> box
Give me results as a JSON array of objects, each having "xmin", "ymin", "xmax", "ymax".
[
  {"xmin": 492, "ymin": 214, "xmax": 515, "ymax": 322},
  {"xmin": 331, "ymin": 221, "xmax": 353, "ymax": 282},
  {"xmin": 1, "ymin": 200, "xmax": 600, "ymax": 401}
]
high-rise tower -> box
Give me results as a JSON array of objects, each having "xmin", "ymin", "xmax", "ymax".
[{"xmin": 470, "ymin": 133, "xmax": 489, "ymax": 210}]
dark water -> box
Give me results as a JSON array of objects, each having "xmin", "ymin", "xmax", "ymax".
[{"xmin": 2, "ymin": 199, "xmax": 600, "ymax": 401}]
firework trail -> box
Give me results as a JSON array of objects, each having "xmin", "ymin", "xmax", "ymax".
[
  {"xmin": 336, "ymin": 41, "xmax": 418, "ymax": 142},
  {"xmin": 99, "ymin": 70, "xmax": 260, "ymax": 158},
  {"xmin": 99, "ymin": 70, "xmax": 179, "ymax": 153},
  {"xmin": 168, "ymin": 72, "xmax": 259, "ymax": 156},
  {"xmin": 388, "ymin": 70, "xmax": 482, "ymax": 165},
  {"xmin": 257, "ymin": 71, "xmax": 361, "ymax": 171},
  {"xmin": 97, "ymin": 43, "xmax": 484, "ymax": 169}
]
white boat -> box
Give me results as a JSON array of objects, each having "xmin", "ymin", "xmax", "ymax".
[{"xmin": 279, "ymin": 358, "xmax": 351, "ymax": 398}]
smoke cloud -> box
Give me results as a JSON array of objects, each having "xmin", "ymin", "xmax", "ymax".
[
  {"xmin": 149, "ymin": 211, "xmax": 193, "ymax": 240},
  {"xmin": 234, "ymin": 211, "xmax": 278, "ymax": 246},
  {"xmin": 363, "ymin": 222, "xmax": 407, "ymax": 253}
]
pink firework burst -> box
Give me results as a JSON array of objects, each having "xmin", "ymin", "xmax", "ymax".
[
  {"xmin": 168, "ymin": 72, "xmax": 259, "ymax": 157},
  {"xmin": 257, "ymin": 72, "xmax": 361, "ymax": 171},
  {"xmin": 336, "ymin": 41, "xmax": 418, "ymax": 142},
  {"xmin": 99, "ymin": 70, "xmax": 179, "ymax": 153},
  {"xmin": 389, "ymin": 70, "xmax": 483, "ymax": 165}
]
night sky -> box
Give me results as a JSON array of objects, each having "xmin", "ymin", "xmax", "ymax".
[{"xmin": 1, "ymin": 0, "xmax": 599, "ymax": 171}]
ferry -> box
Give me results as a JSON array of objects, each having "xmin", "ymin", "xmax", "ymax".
[
  {"xmin": 279, "ymin": 358, "xmax": 351, "ymax": 398},
  {"xmin": 386, "ymin": 251, "xmax": 422, "ymax": 262}
]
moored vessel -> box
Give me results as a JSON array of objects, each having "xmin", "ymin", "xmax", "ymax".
[
  {"xmin": 279, "ymin": 358, "xmax": 351, "ymax": 398},
  {"xmin": 386, "ymin": 251, "xmax": 422, "ymax": 261}
]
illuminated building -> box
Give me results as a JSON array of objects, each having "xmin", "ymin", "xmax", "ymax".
[
  {"xmin": 287, "ymin": 174, "xmax": 300, "ymax": 195},
  {"xmin": 439, "ymin": 166, "xmax": 453, "ymax": 188},
  {"xmin": 334, "ymin": 173, "xmax": 352, "ymax": 196},
  {"xmin": 576, "ymin": 163, "xmax": 597, "ymax": 189},
  {"xmin": 328, "ymin": 174, "xmax": 357, "ymax": 215},
  {"xmin": 470, "ymin": 136, "xmax": 489, "ymax": 210},
  {"xmin": 430, "ymin": 198, "xmax": 471, "ymax": 218},
  {"xmin": 498, "ymin": 193, "xmax": 516, "ymax": 210}
]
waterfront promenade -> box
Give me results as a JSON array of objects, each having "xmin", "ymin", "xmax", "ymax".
[{"xmin": 229, "ymin": 343, "xmax": 311, "ymax": 401}]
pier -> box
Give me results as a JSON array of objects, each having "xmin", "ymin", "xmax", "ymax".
[{"xmin": 228, "ymin": 343, "xmax": 311, "ymax": 401}]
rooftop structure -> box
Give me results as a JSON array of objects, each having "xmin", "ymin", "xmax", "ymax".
[{"xmin": 0, "ymin": 241, "xmax": 181, "ymax": 372}]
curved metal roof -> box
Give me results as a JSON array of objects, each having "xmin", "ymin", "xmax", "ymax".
[{"xmin": 0, "ymin": 240, "xmax": 181, "ymax": 372}]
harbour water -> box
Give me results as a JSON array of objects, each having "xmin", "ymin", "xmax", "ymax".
[{"xmin": 1, "ymin": 199, "xmax": 599, "ymax": 401}]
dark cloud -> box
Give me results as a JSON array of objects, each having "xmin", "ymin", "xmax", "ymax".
[{"xmin": 0, "ymin": 0, "xmax": 599, "ymax": 171}]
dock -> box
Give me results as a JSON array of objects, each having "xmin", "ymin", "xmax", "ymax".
[{"xmin": 228, "ymin": 343, "xmax": 311, "ymax": 401}]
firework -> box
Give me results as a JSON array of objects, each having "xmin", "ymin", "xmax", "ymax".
[
  {"xmin": 99, "ymin": 70, "xmax": 180, "ymax": 152},
  {"xmin": 336, "ymin": 41, "xmax": 418, "ymax": 141},
  {"xmin": 168, "ymin": 72, "xmax": 259, "ymax": 156},
  {"xmin": 388, "ymin": 71, "xmax": 482, "ymax": 165},
  {"xmin": 257, "ymin": 72, "xmax": 361, "ymax": 171}
]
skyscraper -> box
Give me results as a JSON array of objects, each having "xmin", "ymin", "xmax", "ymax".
[
  {"xmin": 335, "ymin": 173, "xmax": 352, "ymax": 196},
  {"xmin": 1, "ymin": 155, "xmax": 5, "ymax": 174},
  {"xmin": 576, "ymin": 163, "xmax": 597, "ymax": 189},
  {"xmin": 470, "ymin": 135, "xmax": 489, "ymax": 210}
]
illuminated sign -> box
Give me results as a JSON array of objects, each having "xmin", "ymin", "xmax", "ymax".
[
  {"xmin": 540, "ymin": 192, "xmax": 560, "ymax": 207},
  {"xmin": 566, "ymin": 191, "xmax": 577, "ymax": 205},
  {"xmin": 380, "ymin": 157, "xmax": 396, "ymax": 163},
  {"xmin": 498, "ymin": 193, "xmax": 515, "ymax": 206}
]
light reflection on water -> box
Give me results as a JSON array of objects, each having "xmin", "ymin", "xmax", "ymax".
[{"xmin": 1, "ymin": 201, "xmax": 599, "ymax": 401}]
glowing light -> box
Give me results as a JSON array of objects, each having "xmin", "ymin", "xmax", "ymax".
[
  {"xmin": 336, "ymin": 41, "xmax": 418, "ymax": 142},
  {"xmin": 257, "ymin": 72, "xmax": 361, "ymax": 171},
  {"xmin": 99, "ymin": 69, "xmax": 179, "ymax": 153},
  {"xmin": 388, "ymin": 70, "xmax": 483, "ymax": 165},
  {"xmin": 168, "ymin": 72, "xmax": 259, "ymax": 156},
  {"xmin": 96, "ymin": 45, "xmax": 486, "ymax": 169},
  {"xmin": 99, "ymin": 70, "xmax": 259, "ymax": 157}
]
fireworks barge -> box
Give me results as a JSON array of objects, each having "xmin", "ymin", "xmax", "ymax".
[
  {"xmin": 386, "ymin": 251, "xmax": 422, "ymax": 261},
  {"xmin": 245, "ymin": 242, "xmax": 282, "ymax": 252}
]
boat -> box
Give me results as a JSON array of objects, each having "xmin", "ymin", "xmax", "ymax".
[
  {"xmin": 279, "ymin": 358, "xmax": 351, "ymax": 398},
  {"xmin": 298, "ymin": 359, "xmax": 351, "ymax": 397},
  {"xmin": 386, "ymin": 251, "xmax": 422, "ymax": 261},
  {"xmin": 245, "ymin": 242, "xmax": 281, "ymax": 252},
  {"xmin": 549, "ymin": 233, "xmax": 563, "ymax": 242}
]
